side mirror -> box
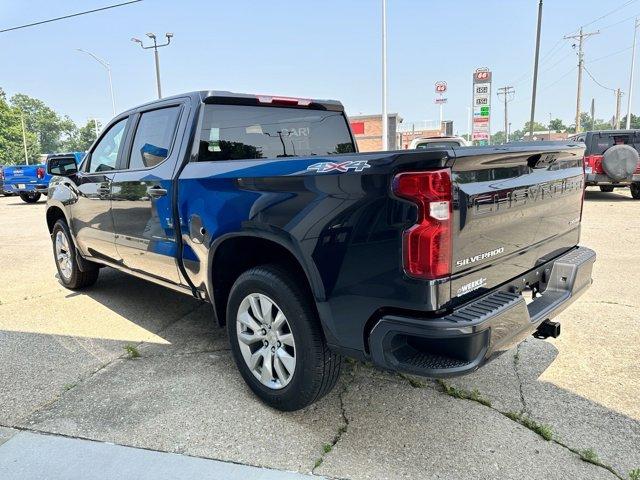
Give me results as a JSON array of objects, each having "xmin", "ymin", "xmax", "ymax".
[{"xmin": 47, "ymin": 156, "xmax": 78, "ymax": 176}]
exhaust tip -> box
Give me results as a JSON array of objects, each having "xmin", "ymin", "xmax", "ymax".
[{"xmin": 533, "ymin": 320, "xmax": 561, "ymax": 339}]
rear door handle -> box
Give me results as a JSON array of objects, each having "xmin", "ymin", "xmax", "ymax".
[{"xmin": 147, "ymin": 186, "xmax": 167, "ymax": 198}]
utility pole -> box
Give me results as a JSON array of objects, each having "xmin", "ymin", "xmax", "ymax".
[
  {"xmin": 131, "ymin": 32, "xmax": 173, "ymax": 99},
  {"xmin": 381, "ymin": 0, "xmax": 388, "ymax": 150},
  {"xmin": 529, "ymin": 0, "xmax": 543, "ymax": 138},
  {"xmin": 616, "ymin": 91, "xmax": 622, "ymax": 129},
  {"xmin": 20, "ymin": 114, "xmax": 29, "ymax": 165},
  {"xmin": 626, "ymin": 18, "xmax": 639, "ymax": 129},
  {"xmin": 564, "ymin": 27, "xmax": 600, "ymax": 133},
  {"xmin": 497, "ymin": 86, "xmax": 515, "ymax": 144},
  {"xmin": 590, "ymin": 98, "xmax": 595, "ymax": 130},
  {"xmin": 548, "ymin": 112, "xmax": 552, "ymax": 140}
]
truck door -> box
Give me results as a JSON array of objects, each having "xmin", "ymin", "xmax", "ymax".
[
  {"xmin": 71, "ymin": 116, "xmax": 129, "ymax": 263},
  {"xmin": 110, "ymin": 102, "xmax": 186, "ymax": 284}
]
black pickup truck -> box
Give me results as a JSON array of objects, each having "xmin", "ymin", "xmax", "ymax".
[{"xmin": 45, "ymin": 91, "xmax": 595, "ymax": 410}]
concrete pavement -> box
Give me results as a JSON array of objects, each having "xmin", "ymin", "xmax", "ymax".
[{"xmin": 0, "ymin": 189, "xmax": 638, "ymax": 479}]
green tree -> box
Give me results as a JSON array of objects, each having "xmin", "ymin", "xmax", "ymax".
[
  {"xmin": 10, "ymin": 93, "xmax": 76, "ymax": 154},
  {"xmin": 523, "ymin": 121, "xmax": 548, "ymax": 133},
  {"xmin": 549, "ymin": 118, "xmax": 566, "ymax": 132},
  {"xmin": 63, "ymin": 119, "xmax": 101, "ymax": 152},
  {"xmin": 492, "ymin": 131, "xmax": 507, "ymax": 144},
  {"xmin": 618, "ymin": 114, "xmax": 640, "ymax": 129},
  {"xmin": 0, "ymin": 89, "xmax": 39, "ymax": 165}
]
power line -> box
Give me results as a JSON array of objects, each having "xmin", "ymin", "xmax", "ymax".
[
  {"xmin": 599, "ymin": 11, "xmax": 640, "ymax": 30},
  {"xmin": 0, "ymin": 0, "xmax": 142, "ymax": 34},
  {"xmin": 579, "ymin": 0, "xmax": 639, "ymax": 29},
  {"xmin": 583, "ymin": 65, "xmax": 617, "ymax": 91},
  {"xmin": 589, "ymin": 45, "xmax": 634, "ymax": 63}
]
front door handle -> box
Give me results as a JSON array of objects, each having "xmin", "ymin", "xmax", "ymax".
[{"xmin": 147, "ymin": 186, "xmax": 167, "ymax": 198}]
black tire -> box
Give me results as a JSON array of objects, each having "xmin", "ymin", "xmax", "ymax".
[
  {"xmin": 19, "ymin": 192, "xmax": 41, "ymax": 203},
  {"xmin": 631, "ymin": 183, "xmax": 640, "ymax": 200},
  {"xmin": 226, "ymin": 264, "xmax": 342, "ymax": 411},
  {"xmin": 51, "ymin": 219, "xmax": 99, "ymax": 289},
  {"xmin": 599, "ymin": 185, "xmax": 615, "ymax": 192}
]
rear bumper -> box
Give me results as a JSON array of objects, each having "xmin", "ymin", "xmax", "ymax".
[
  {"xmin": 7, "ymin": 183, "xmax": 47, "ymax": 193},
  {"xmin": 368, "ymin": 246, "xmax": 596, "ymax": 378},
  {"xmin": 585, "ymin": 173, "xmax": 640, "ymax": 185}
]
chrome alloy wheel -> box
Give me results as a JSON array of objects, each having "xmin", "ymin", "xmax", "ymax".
[
  {"xmin": 236, "ymin": 293, "xmax": 296, "ymax": 389},
  {"xmin": 55, "ymin": 231, "xmax": 72, "ymax": 280}
]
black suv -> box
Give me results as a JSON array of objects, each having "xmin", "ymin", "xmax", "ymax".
[{"xmin": 570, "ymin": 130, "xmax": 640, "ymax": 198}]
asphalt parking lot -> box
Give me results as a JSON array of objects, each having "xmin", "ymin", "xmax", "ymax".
[{"xmin": 0, "ymin": 190, "xmax": 638, "ymax": 480}]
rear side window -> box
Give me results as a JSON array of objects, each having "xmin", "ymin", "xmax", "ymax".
[
  {"xmin": 198, "ymin": 104, "xmax": 355, "ymax": 161},
  {"xmin": 128, "ymin": 106, "xmax": 181, "ymax": 170},
  {"xmin": 587, "ymin": 134, "xmax": 640, "ymax": 154}
]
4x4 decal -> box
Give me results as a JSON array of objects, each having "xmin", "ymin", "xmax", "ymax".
[{"xmin": 307, "ymin": 160, "xmax": 371, "ymax": 173}]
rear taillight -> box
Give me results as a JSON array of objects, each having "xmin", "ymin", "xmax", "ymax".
[
  {"xmin": 392, "ymin": 169, "xmax": 453, "ymax": 280},
  {"xmin": 36, "ymin": 167, "xmax": 45, "ymax": 179},
  {"xmin": 584, "ymin": 154, "xmax": 604, "ymax": 173}
]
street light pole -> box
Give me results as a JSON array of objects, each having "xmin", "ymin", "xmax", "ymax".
[
  {"xmin": 132, "ymin": 33, "xmax": 173, "ymax": 99},
  {"xmin": 381, "ymin": 0, "xmax": 388, "ymax": 151},
  {"xmin": 77, "ymin": 49, "xmax": 116, "ymax": 116},
  {"xmin": 626, "ymin": 18, "xmax": 639, "ymax": 129},
  {"xmin": 20, "ymin": 114, "xmax": 29, "ymax": 165}
]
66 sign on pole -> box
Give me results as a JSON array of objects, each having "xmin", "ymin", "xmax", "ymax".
[
  {"xmin": 435, "ymin": 81, "xmax": 447, "ymax": 126},
  {"xmin": 472, "ymin": 68, "xmax": 492, "ymax": 145}
]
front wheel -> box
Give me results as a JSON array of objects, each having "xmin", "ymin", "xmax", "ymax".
[
  {"xmin": 631, "ymin": 183, "xmax": 640, "ymax": 199},
  {"xmin": 227, "ymin": 265, "xmax": 342, "ymax": 411},
  {"xmin": 19, "ymin": 192, "xmax": 41, "ymax": 203},
  {"xmin": 52, "ymin": 219, "xmax": 99, "ymax": 289},
  {"xmin": 599, "ymin": 185, "xmax": 615, "ymax": 192}
]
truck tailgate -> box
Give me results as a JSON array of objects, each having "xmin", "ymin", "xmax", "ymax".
[
  {"xmin": 449, "ymin": 143, "xmax": 585, "ymax": 303},
  {"xmin": 3, "ymin": 165, "xmax": 40, "ymax": 185}
]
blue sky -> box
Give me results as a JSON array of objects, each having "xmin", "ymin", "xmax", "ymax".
[{"xmin": 1, "ymin": 0, "xmax": 639, "ymax": 135}]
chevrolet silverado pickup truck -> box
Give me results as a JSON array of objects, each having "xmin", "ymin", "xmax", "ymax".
[
  {"xmin": 3, "ymin": 152, "xmax": 85, "ymax": 203},
  {"xmin": 45, "ymin": 91, "xmax": 595, "ymax": 411}
]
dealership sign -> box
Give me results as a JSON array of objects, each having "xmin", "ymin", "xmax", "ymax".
[{"xmin": 472, "ymin": 68, "xmax": 492, "ymax": 142}]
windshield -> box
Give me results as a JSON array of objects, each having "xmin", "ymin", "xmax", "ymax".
[{"xmin": 198, "ymin": 104, "xmax": 355, "ymax": 161}]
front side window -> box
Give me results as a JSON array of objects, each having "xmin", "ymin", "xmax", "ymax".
[
  {"xmin": 88, "ymin": 118, "xmax": 128, "ymax": 173},
  {"xmin": 129, "ymin": 106, "xmax": 181, "ymax": 170},
  {"xmin": 198, "ymin": 104, "xmax": 355, "ymax": 161}
]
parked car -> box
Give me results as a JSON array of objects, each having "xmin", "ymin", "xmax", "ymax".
[
  {"xmin": 568, "ymin": 130, "xmax": 640, "ymax": 198},
  {"xmin": 45, "ymin": 91, "xmax": 595, "ymax": 411},
  {"xmin": 409, "ymin": 135, "xmax": 469, "ymax": 150},
  {"xmin": 0, "ymin": 166, "xmax": 14, "ymax": 196},
  {"xmin": 3, "ymin": 152, "xmax": 84, "ymax": 203}
]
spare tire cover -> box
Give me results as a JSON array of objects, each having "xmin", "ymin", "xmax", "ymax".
[{"xmin": 601, "ymin": 144, "xmax": 639, "ymax": 181}]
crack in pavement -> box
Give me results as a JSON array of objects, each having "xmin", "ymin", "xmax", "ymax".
[
  {"xmin": 311, "ymin": 363, "xmax": 354, "ymax": 475},
  {"xmin": 402, "ymin": 367, "xmax": 627, "ymax": 480},
  {"xmin": 513, "ymin": 342, "xmax": 528, "ymax": 415},
  {"xmin": 14, "ymin": 303, "xmax": 206, "ymax": 428}
]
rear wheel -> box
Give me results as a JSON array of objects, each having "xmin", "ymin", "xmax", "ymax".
[
  {"xmin": 227, "ymin": 264, "xmax": 342, "ymax": 411},
  {"xmin": 52, "ymin": 219, "xmax": 99, "ymax": 289},
  {"xmin": 599, "ymin": 185, "xmax": 615, "ymax": 192},
  {"xmin": 19, "ymin": 192, "xmax": 41, "ymax": 203},
  {"xmin": 631, "ymin": 183, "xmax": 640, "ymax": 199}
]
